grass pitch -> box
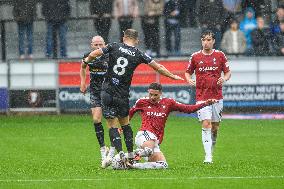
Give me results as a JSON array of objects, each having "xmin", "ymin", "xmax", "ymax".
[{"xmin": 0, "ymin": 114, "xmax": 284, "ymax": 189}]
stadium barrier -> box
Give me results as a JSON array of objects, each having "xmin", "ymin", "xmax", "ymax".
[{"xmin": 1, "ymin": 57, "xmax": 284, "ymax": 113}]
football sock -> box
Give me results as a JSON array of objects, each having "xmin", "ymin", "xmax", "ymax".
[
  {"xmin": 108, "ymin": 146, "xmax": 116, "ymax": 158},
  {"xmin": 133, "ymin": 161, "xmax": 168, "ymax": 169},
  {"xmin": 212, "ymin": 131, "xmax": 218, "ymax": 152},
  {"xmin": 94, "ymin": 122, "xmax": 105, "ymax": 147},
  {"xmin": 202, "ymin": 128, "xmax": 212, "ymax": 157},
  {"xmin": 121, "ymin": 124, "xmax": 134, "ymax": 155},
  {"xmin": 99, "ymin": 146, "xmax": 108, "ymax": 160},
  {"xmin": 109, "ymin": 128, "xmax": 123, "ymax": 152},
  {"xmin": 135, "ymin": 147, "xmax": 153, "ymax": 157}
]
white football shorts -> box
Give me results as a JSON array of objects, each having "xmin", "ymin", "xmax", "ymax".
[
  {"xmin": 197, "ymin": 99, "xmax": 223, "ymax": 122},
  {"xmin": 135, "ymin": 130, "xmax": 161, "ymax": 153}
]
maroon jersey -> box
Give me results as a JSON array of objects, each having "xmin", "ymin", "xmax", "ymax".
[
  {"xmin": 186, "ymin": 50, "xmax": 230, "ymax": 101},
  {"xmin": 129, "ymin": 97, "xmax": 207, "ymax": 144}
]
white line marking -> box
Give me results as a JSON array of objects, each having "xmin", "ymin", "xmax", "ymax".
[{"xmin": 0, "ymin": 176, "xmax": 283, "ymax": 183}]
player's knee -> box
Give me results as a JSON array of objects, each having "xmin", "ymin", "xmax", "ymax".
[
  {"xmin": 202, "ymin": 120, "xmax": 212, "ymax": 128},
  {"xmin": 144, "ymin": 147, "xmax": 153, "ymax": 157}
]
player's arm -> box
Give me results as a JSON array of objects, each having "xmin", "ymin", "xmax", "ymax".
[
  {"xmin": 184, "ymin": 72, "xmax": 195, "ymax": 86},
  {"xmin": 148, "ymin": 61, "xmax": 184, "ymax": 80},
  {"xmin": 217, "ymin": 53, "xmax": 231, "ymax": 85},
  {"xmin": 217, "ymin": 70, "xmax": 231, "ymax": 85},
  {"xmin": 83, "ymin": 48, "xmax": 103, "ymax": 63},
  {"xmin": 185, "ymin": 55, "xmax": 196, "ymax": 86},
  {"xmin": 171, "ymin": 99, "xmax": 218, "ymax": 113},
  {"xmin": 129, "ymin": 99, "xmax": 143, "ymax": 120},
  {"xmin": 80, "ymin": 61, "xmax": 88, "ymax": 94}
]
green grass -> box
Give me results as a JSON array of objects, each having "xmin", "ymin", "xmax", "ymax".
[{"xmin": 0, "ymin": 115, "xmax": 284, "ymax": 189}]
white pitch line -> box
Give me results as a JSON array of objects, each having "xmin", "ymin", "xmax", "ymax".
[{"xmin": 0, "ymin": 176, "xmax": 283, "ymax": 183}]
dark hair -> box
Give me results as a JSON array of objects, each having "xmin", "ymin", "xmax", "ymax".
[
  {"xmin": 278, "ymin": 3, "xmax": 284, "ymax": 9},
  {"xmin": 280, "ymin": 19, "xmax": 284, "ymax": 24},
  {"xmin": 148, "ymin": 82, "xmax": 162, "ymax": 91},
  {"xmin": 124, "ymin": 29, "xmax": 138, "ymax": 40},
  {"xmin": 230, "ymin": 18, "xmax": 239, "ymax": 25},
  {"xmin": 201, "ymin": 30, "xmax": 215, "ymax": 40}
]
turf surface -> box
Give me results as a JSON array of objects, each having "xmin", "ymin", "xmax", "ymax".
[{"xmin": 0, "ymin": 115, "xmax": 284, "ymax": 189}]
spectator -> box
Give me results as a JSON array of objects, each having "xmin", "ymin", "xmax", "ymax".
[
  {"xmin": 179, "ymin": 0, "xmax": 197, "ymax": 27},
  {"xmin": 251, "ymin": 17, "xmax": 271, "ymax": 56},
  {"xmin": 273, "ymin": 20, "xmax": 284, "ymax": 56},
  {"xmin": 42, "ymin": 0, "xmax": 70, "ymax": 58},
  {"xmin": 222, "ymin": 0, "xmax": 242, "ymax": 32},
  {"xmin": 240, "ymin": 7, "xmax": 257, "ymax": 54},
  {"xmin": 90, "ymin": 0, "xmax": 114, "ymax": 44},
  {"xmin": 13, "ymin": 0, "xmax": 36, "ymax": 59},
  {"xmin": 164, "ymin": 0, "xmax": 181, "ymax": 56},
  {"xmin": 188, "ymin": 0, "xmax": 197, "ymax": 27},
  {"xmin": 198, "ymin": 0, "xmax": 225, "ymax": 49},
  {"xmin": 113, "ymin": 0, "xmax": 139, "ymax": 41},
  {"xmin": 141, "ymin": 0, "xmax": 164, "ymax": 57},
  {"xmin": 241, "ymin": 0, "xmax": 265, "ymax": 17},
  {"xmin": 221, "ymin": 19, "xmax": 246, "ymax": 54},
  {"xmin": 270, "ymin": 4, "xmax": 284, "ymax": 38}
]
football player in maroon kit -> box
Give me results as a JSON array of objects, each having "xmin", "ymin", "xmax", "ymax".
[
  {"xmin": 185, "ymin": 30, "xmax": 231, "ymax": 164},
  {"xmin": 128, "ymin": 83, "xmax": 217, "ymax": 169}
]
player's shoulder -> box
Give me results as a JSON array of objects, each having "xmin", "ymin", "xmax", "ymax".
[
  {"xmin": 190, "ymin": 50, "xmax": 202, "ymax": 61},
  {"xmin": 214, "ymin": 49, "xmax": 227, "ymax": 57},
  {"xmin": 135, "ymin": 97, "xmax": 149, "ymax": 104},
  {"xmin": 161, "ymin": 97, "xmax": 176, "ymax": 104},
  {"xmin": 191, "ymin": 50, "xmax": 202, "ymax": 57}
]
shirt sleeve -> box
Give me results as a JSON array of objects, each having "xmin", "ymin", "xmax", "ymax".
[
  {"xmin": 169, "ymin": 99, "xmax": 207, "ymax": 113},
  {"xmin": 101, "ymin": 42, "xmax": 115, "ymax": 54},
  {"xmin": 220, "ymin": 51, "xmax": 230, "ymax": 73},
  {"xmin": 140, "ymin": 51, "xmax": 153, "ymax": 64},
  {"xmin": 185, "ymin": 55, "xmax": 196, "ymax": 74},
  {"xmin": 129, "ymin": 99, "xmax": 144, "ymax": 120}
]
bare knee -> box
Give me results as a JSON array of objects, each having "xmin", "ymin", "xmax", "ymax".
[{"xmin": 202, "ymin": 120, "xmax": 212, "ymax": 128}]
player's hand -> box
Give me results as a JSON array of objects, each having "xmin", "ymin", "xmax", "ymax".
[
  {"xmin": 172, "ymin": 75, "xmax": 184, "ymax": 80},
  {"xmin": 217, "ymin": 77, "xmax": 226, "ymax": 85},
  {"xmin": 205, "ymin": 99, "xmax": 218, "ymax": 105},
  {"xmin": 187, "ymin": 79, "xmax": 196, "ymax": 86},
  {"xmin": 80, "ymin": 83, "xmax": 87, "ymax": 94}
]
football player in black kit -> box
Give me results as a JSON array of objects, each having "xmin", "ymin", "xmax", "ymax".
[
  {"xmin": 83, "ymin": 29, "xmax": 183, "ymax": 167},
  {"xmin": 80, "ymin": 36, "xmax": 117, "ymax": 168}
]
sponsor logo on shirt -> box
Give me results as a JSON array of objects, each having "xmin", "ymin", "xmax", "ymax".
[
  {"xmin": 199, "ymin": 66, "xmax": 218, "ymax": 72},
  {"xmin": 146, "ymin": 111, "xmax": 167, "ymax": 118},
  {"xmin": 119, "ymin": 47, "xmax": 135, "ymax": 56}
]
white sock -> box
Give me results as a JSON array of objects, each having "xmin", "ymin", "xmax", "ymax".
[
  {"xmin": 100, "ymin": 146, "xmax": 108, "ymax": 160},
  {"xmin": 202, "ymin": 128, "xmax": 212, "ymax": 157},
  {"xmin": 108, "ymin": 146, "xmax": 116, "ymax": 158},
  {"xmin": 133, "ymin": 161, "xmax": 168, "ymax": 169},
  {"xmin": 127, "ymin": 152, "xmax": 134, "ymax": 159}
]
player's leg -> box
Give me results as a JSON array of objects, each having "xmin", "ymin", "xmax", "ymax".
[
  {"xmin": 211, "ymin": 100, "xmax": 223, "ymax": 153},
  {"xmin": 132, "ymin": 139, "xmax": 168, "ymax": 169},
  {"xmin": 118, "ymin": 116, "xmax": 134, "ymax": 160},
  {"xmin": 100, "ymin": 91, "xmax": 124, "ymax": 159},
  {"xmin": 211, "ymin": 122, "xmax": 220, "ymax": 152},
  {"xmin": 197, "ymin": 104, "xmax": 213, "ymax": 163},
  {"xmin": 91, "ymin": 107, "xmax": 106, "ymax": 156}
]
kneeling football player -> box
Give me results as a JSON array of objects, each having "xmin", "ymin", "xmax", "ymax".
[{"xmin": 128, "ymin": 83, "xmax": 217, "ymax": 169}]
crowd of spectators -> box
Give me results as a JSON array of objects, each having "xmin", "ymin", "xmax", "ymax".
[{"xmin": 2, "ymin": 0, "xmax": 284, "ymax": 59}]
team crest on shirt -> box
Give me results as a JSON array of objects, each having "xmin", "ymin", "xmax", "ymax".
[
  {"xmin": 162, "ymin": 105, "xmax": 166, "ymax": 109},
  {"xmin": 199, "ymin": 61, "xmax": 204, "ymax": 64},
  {"xmin": 148, "ymin": 106, "xmax": 151, "ymax": 109}
]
